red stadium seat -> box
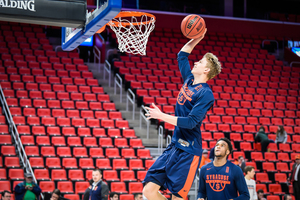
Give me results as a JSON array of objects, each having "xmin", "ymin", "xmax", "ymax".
[
  {"xmin": 264, "ymin": 152, "xmax": 277, "ymax": 162},
  {"xmin": 88, "ymin": 148, "xmax": 103, "ymax": 159},
  {"xmin": 69, "ymin": 169, "xmax": 85, "ymax": 181},
  {"xmin": 96, "ymin": 158, "xmax": 112, "ymax": 170},
  {"xmin": 128, "ymin": 182, "xmax": 143, "ymax": 194},
  {"xmin": 268, "ymin": 184, "xmax": 284, "ymax": 195},
  {"xmin": 57, "ymin": 181, "xmax": 74, "ymax": 193},
  {"xmin": 129, "ymin": 159, "xmax": 145, "ymax": 170},
  {"xmin": 255, "ymin": 173, "xmax": 271, "ymax": 183},
  {"xmin": 120, "ymin": 170, "xmax": 136, "ymax": 182},
  {"xmin": 275, "ymin": 173, "xmax": 287, "ymax": 183},
  {"xmin": 51, "ymin": 169, "xmax": 67, "ymax": 181},
  {"xmin": 103, "ymin": 170, "xmax": 120, "ymax": 182},
  {"xmin": 262, "ymin": 162, "xmax": 276, "ymax": 172},
  {"xmin": 39, "ymin": 181, "xmax": 55, "ymax": 193},
  {"xmin": 276, "ymin": 162, "xmax": 289, "ymax": 172},
  {"xmin": 62, "ymin": 158, "xmax": 78, "ymax": 169},
  {"xmin": 75, "ymin": 182, "xmax": 90, "ymax": 194},
  {"xmin": 110, "ymin": 182, "xmax": 128, "ymax": 194},
  {"xmin": 34, "ymin": 169, "xmax": 50, "ymax": 181}
]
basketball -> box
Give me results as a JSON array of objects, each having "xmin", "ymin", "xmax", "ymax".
[{"xmin": 181, "ymin": 14, "xmax": 206, "ymax": 39}]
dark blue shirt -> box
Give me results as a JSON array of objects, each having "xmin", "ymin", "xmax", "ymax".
[
  {"xmin": 172, "ymin": 51, "xmax": 214, "ymax": 156},
  {"xmin": 198, "ymin": 161, "xmax": 250, "ymax": 200}
]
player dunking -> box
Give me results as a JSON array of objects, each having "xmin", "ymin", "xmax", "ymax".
[
  {"xmin": 198, "ymin": 138, "xmax": 250, "ymax": 200},
  {"xmin": 143, "ymin": 29, "xmax": 222, "ymax": 200}
]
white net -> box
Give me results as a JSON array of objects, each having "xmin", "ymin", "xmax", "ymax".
[{"xmin": 108, "ymin": 12, "xmax": 155, "ymax": 56}]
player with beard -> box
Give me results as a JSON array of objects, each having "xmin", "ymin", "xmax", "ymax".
[{"xmin": 197, "ymin": 138, "xmax": 250, "ymax": 200}]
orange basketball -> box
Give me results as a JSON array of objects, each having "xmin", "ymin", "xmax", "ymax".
[{"xmin": 181, "ymin": 14, "xmax": 206, "ymax": 39}]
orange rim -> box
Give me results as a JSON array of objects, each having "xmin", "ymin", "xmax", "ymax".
[{"xmin": 109, "ymin": 11, "xmax": 156, "ymax": 27}]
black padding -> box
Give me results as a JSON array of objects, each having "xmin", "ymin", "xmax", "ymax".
[{"xmin": 0, "ymin": 0, "xmax": 86, "ymax": 28}]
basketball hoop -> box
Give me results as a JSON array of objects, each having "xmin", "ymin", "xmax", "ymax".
[{"xmin": 108, "ymin": 11, "xmax": 156, "ymax": 56}]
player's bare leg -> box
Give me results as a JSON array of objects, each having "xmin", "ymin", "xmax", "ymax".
[
  {"xmin": 172, "ymin": 195, "xmax": 184, "ymax": 200},
  {"xmin": 143, "ymin": 182, "xmax": 167, "ymax": 200}
]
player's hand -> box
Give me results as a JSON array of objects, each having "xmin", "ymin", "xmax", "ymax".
[
  {"xmin": 145, "ymin": 103, "xmax": 162, "ymax": 120},
  {"xmin": 198, "ymin": 28, "xmax": 207, "ymax": 40}
]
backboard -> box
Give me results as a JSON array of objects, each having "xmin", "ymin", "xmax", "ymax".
[{"xmin": 61, "ymin": 0, "xmax": 122, "ymax": 51}]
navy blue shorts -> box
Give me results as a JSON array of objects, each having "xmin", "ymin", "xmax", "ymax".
[{"xmin": 143, "ymin": 143, "xmax": 201, "ymax": 199}]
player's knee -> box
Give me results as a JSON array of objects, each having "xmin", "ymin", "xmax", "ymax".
[
  {"xmin": 142, "ymin": 185, "xmax": 152, "ymax": 198},
  {"xmin": 143, "ymin": 183, "xmax": 157, "ymax": 198}
]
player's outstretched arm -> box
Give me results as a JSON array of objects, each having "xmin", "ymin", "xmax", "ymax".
[{"xmin": 180, "ymin": 28, "xmax": 207, "ymax": 54}]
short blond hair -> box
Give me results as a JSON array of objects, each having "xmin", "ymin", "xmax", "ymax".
[{"xmin": 204, "ymin": 53, "xmax": 222, "ymax": 80}]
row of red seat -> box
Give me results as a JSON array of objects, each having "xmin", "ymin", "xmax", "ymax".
[
  {"xmin": 7, "ymin": 100, "xmax": 114, "ymax": 112},
  {"xmin": 152, "ymin": 28, "xmax": 283, "ymax": 41},
  {"xmin": 0, "ymin": 180, "xmax": 144, "ymax": 196},
  {"xmin": 115, "ymin": 61, "xmax": 298, "ymax": 76},
  {"xmin": 13, "ymin": 117, "xmax": 128, "ymax": 128},
  {"xmin": 16, "ymin": 126, "xmax": 136, "ymax": 138},
  {"xmin": 205, "ymin": 130, "xmax": 299, "ymax": 142},
  {"xmin": 0, "ymin": 37, "xmax": 49, "ymax": 45},
  {"xmin": 0, "ymin": 48, "xmax": 79, "ymax": 59},
  {"xmin": 6, "ymin": 90, "xmax": 108, "ymax": 100},
  {"xmin": 2, "ymin": 60, "xmax": 85, "ymax": 69},
  {"xmin": 0, "ymin": 168, "xmax": 148, "ymax": 183},
  {"xmin": 2, "ymin": 55, "xmax": 83, "ymax": 65},
  {"xmin": 120, "ymin": 72, "xmax": 300, "ymax": 86},
  {"xmin": 3, "ymin": 155, "xmax": 152, "ymax": 171},
  {"xmin": 0, "ymin": 24, "xmax": 44, "ymax": 32}
]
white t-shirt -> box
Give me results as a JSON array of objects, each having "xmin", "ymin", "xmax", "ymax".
[{"xmin": 245, "ymin": 177, "xmax": 258, "ymax": 200}]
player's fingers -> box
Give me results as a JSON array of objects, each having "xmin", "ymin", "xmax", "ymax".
[
  {"xmin": 145, "ymin": 113, "xmax": 150, "ymax": 117},
  {"xmin": 152, "ymin": 103, "xmax": 159, "ymax": 110},
  {"xmin": 146, "ymin": 116, "xmax": 152, "ymax": 120}
]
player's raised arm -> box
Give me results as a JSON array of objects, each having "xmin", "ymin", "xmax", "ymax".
[
  {"xmin": 180, "ymin": 28, "xmax": 207, "ymax": 54},
  {"xmin": 177, "ymin": 28, "xmax": 207, "ymax": 81}
]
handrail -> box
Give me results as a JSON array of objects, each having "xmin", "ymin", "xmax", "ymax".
[
  {"xmin": 126, "ymin": 89, "xmax": 135, "ymax": 120},
  {"xmin": 140, "ymin": 105, "xmax": 150, "ymax": 139},
  {"xmin": 262, "ymin": 39, "xmax": 279, "ymax": 56},
  {"xmin": 104, "ymin": 60, "xmax": 111, "ymax": 87},
  {"xmin": 93, "ymin": 46, "xmax": 101, "ymax": 73},
  {"xmin": 158, "ymin": 125, "xmax": 163, "ymax": 155},
  {"xmin": 114, "ymin": 73, "xmax": 122, "ymax": 103},
  {"xmin": 106, "ymin": 48, "xmax": 119, "ymax": 60},
  {"xmin": 0, "ymin": 86, "xmax": 44, "ymax": 200},
  {"xmin": 290, "ymin": 61, "xmax": 300, "ymax": 67},
  {"xmin": 166, "ymin": 135, "xmax": 172, "ymax": 147}
]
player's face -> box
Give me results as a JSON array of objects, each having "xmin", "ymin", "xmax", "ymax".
[
  {"xmin": 192, "ymin": 58, "xmax": 209, "ymax": 76},
  {"xmin": 214, "ymin": 140, "xmax": 229, "ymax": 158},
  {"xmin": 248, "ymin": 169, "xmax": 255, "ymax": 179}
]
